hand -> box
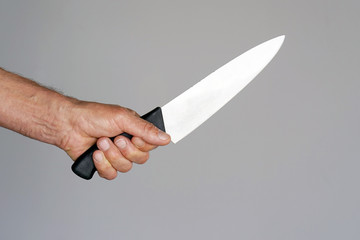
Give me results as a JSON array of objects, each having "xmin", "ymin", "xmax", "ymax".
[
  {"xmin": 0, "ymin": 68, "xmax": 169, "ymax": 180},
  {"xmin": 60, "ymin": 100, "xmax": 171, "ymax": 180}
]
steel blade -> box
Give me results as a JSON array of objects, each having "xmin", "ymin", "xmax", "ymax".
[{"xmin": 162, "ymin": 35, "xmax": 285, "ymax": 143}]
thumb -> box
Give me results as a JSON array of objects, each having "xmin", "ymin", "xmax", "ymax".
[{"xmin": 118, "ymin": 109, "xmax": 171, "ymax": 145}]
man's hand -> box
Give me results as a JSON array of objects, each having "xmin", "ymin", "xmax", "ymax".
[
  {"xmin": 61, "ymin": 101, "xmax": 171, "ymax": 180},
  {"xmin": 0, "ymin": 68, "xmax": 170, "ymax": 180}
]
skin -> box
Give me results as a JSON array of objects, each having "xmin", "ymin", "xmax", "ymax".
[{"xmin": 0, "ymin": 68, "xmax": 171, "ymax": 180}]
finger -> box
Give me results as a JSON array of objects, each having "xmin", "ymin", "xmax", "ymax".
[
  {"xmin": 132, "ymin": 136, "xmax": 157, "ymax": 152},
  {"xmin": 117, "ymin": 109, "xmax": 171, "ymax": 146},
  {"xmin": 114, "ymin": 136, "xmax": 150, "ymax": 165},
  {"xmin": 97, "ymin": 137, "xmax": 133, "ymax": 173},
  {"xmin": 125, "ymin": 108, "xmax": 140, "ymax": 117},
  {"xmin": 93, "ymin": 150, "xmax": 117, "ymax": 180}
]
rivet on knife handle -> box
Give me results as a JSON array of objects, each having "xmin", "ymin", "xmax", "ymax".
[{"xmin": 71, "ymin": 107, "xmax": 165, "ymax": 180}]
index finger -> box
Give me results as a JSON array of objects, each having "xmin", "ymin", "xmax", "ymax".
[{"xmin": 116, "ymin": 108, "xmax": 171, "ymax": 146}]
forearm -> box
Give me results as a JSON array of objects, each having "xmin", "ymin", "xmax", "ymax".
[{"xmin": 0, "ymin": 68, "xmax": 75, "ymax": 147}]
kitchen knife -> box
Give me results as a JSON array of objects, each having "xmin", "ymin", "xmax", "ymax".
[{"xmin": 72, "ymin": 35, "xmax": 285, "ymax": 180}]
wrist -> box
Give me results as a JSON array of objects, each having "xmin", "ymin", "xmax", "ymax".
[{"xmin": 49, "ymin": 94, "xmax": 80, "ymax": 149}]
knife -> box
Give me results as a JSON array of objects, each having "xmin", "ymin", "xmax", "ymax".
[{"xmin": 72, "ymin": 35, "xmax": 285, "ymax": 180}]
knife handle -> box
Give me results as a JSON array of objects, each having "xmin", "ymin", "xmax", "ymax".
[{"xmin": 71, "ymin": 107, "xmax": 165, "ymax": 180}]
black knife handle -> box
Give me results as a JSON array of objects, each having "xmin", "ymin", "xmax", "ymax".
[{"xmin": 71, "ymin": 107, "xmax": 165, "ymax": 180}]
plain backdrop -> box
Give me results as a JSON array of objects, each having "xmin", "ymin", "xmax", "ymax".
[{"xmin": 0, "ymin": 0, "xmax": 359, "ymax": 239}]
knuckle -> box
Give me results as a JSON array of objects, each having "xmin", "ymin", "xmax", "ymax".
[
  {"xmin": 116, "ymin": 161, "xmax": 133, "ymax": 173},
  {"xmin": 114, "ymin": 107, "xmax": 129, "ymax": 121},
  {"xmin": 125, "ymin": 108, "xmax": 138, "ymax": 116},
  {"xmin": 117, "ymin": 106, "xmax": 128, "ymax": 114},
  {"xmin": 114, "ymin": 107, "xmax": 139, "ymax": 129},
  {"xmin": 148, "ymin": 145, "xmax": 158, "ymax": 151},
  {"xmin": 104, "ymin": 172, "xmax": 117, "ymax": 180},
  {"xmin": 137, "ymin": 153, "xmax": 149, "ymax": 165},
  {"xmin": 118, "ymin": 107, "xmax": 135, "ymax": 117},
  {"xmin": 98, "ymin": 168, "xmax": 117, "ymax": 180},
  {"xmin": 106, "ymin": 149, "xmax": 121, "ymax": 161},
  {"xmin": 143, "ymin": 122, "xmax": 156, "ymax": 135}
]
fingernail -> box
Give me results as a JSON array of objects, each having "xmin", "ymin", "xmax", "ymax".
[
  {"xmin": 99, "ymin": 139, "xmax": 110, "ymax": 151},
  {"xmin": 94, "ymin": 152, "xmax": 103, "ymax": 163},
  {"xmin": 115, "ymin": 138, "xmax": 127, "ymax": 149},
  {"xmin": 158, "ymin": 131, "xmax": 170, "ymax": 141}
]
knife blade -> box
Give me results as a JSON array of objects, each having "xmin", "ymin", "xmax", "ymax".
[{"xmin": 72, "ymin": 35, "xmax": 285, "ymax": 180}]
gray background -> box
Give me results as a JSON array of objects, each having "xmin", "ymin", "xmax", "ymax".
[{"xmin": 0, "ymin": 0, "xmax": 359, "ymax": 239}]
